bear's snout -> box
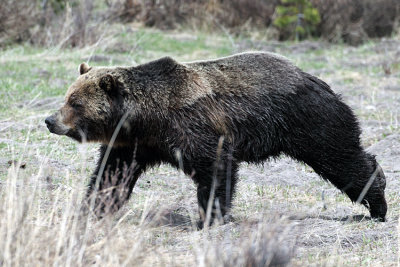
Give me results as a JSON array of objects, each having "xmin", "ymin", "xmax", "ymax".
[
  {"xmin": 45, "ymin": 115, "xmax": 56, "ymax": 132},
  {"xmin": 45, "ymin": 114, "xmax": 69, "ymax": 135}
]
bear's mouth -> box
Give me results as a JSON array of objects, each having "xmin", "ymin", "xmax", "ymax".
[
  {"xmin": 65, "ymin": 129, "xmax": 85, "ymax": 143},
  {"xmin": 45, "ymin": 115, "xmax": 86, "ymax": 143}
]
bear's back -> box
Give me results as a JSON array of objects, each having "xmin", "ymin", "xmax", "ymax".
[{"xmin": 185, "ymin": 52, "xmax": 303, "ymax": 95}]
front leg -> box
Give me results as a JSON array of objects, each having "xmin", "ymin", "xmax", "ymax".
[
  {"xmin": 194, "ymin": 160, "xmax": 238, "ymax": 227},
  {"xmin": 84, "ymin": 144, "xmax": 146, "ymax": 218}
]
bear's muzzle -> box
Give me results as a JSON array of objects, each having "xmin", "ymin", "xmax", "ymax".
[{"xmin": 45, "ymin": 114, "xmax": 70, "ymax": 135}]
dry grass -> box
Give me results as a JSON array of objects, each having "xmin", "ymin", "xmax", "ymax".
[
  {"xmin": 0, "ymin": 150, "xmax": 294, "ymax": 266},
  {"xmin": 107, "ymin": 0, "xmax": 277, "ymax": 31},
  {"xmin": 0, "ymin": 0, "xmax": 115, "ymax": 48},
  {"xmin": 0, "ymin": 0, "xmax": 38, "ymax": 45}
]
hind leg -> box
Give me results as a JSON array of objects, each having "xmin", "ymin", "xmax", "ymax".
[
  {"xmin": 302, "ymin": 149, "xmax": 387, "ymax": 221},
  {"xmin": 191, "ymin": 160, "xmax": 238, "ymax": 227},
  {"xmin": 284, "ymin": 74, "xmax": 387, "ymax": 221}
]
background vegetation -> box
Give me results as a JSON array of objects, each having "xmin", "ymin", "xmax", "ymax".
[
  {"xmin": 1, "ymin": 0, "xmax": 399, "ymax": 47},
  {"xmin": 0, "ymin": 0, "xmax": 399, "ymax": 266}
]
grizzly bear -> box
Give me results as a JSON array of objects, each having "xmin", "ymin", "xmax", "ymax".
[{"xmin": 45, "ymin": 52, "xmax": 387, "ymax": 225}]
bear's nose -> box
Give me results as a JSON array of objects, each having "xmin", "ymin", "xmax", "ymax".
[{"xmin": 45, "ymin": 116, "xmax": 54, "ymax": 127}]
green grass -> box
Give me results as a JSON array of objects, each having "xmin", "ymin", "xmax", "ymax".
[{"xmin": 124, "ymin": 30, "xmax": 233, "ymax": 56}]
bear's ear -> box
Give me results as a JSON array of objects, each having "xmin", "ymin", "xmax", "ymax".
[
  {"xmin": 99, "ymin": 74, "xmax": 117, "ymax": 93},
  {"xmin": 79, "ymin": 62, "xmax": 91, "ymax": 75}
]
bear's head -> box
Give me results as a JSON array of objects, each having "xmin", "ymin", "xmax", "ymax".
[{"xmin": 45, "ymin": 63, "xmax": 126, "ymax": 143}]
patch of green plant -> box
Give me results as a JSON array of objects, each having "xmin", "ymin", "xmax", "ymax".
[
  {"xmin": 114, "ymin": 29, "xmax": 233, "ymax": 60},
  {"xmin": 0, "ymin": 142, "xmax": 7, "ymax": 149}
]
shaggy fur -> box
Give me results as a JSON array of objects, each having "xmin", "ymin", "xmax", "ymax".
[{"xmin": 45, "ymin": 52, "xmax": 387, "ymax": 224}]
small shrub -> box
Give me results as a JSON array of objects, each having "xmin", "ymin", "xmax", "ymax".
[{"xmin": 273, "ymin": 0, "xmax": 321, "ymax": 41}]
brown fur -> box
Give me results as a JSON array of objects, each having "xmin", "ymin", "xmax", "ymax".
[{"xmin": 45, "ymin": 52, "xmax": 387, "ymax": 225}]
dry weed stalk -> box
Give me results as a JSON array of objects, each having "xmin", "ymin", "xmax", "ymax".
[
  {"xmin": 0, "ymin": 145, "xmax": 149, "ymax": 266},
  {"xmin": 197, "ymin": 217, "xmax": 294, "ymax": 267}
]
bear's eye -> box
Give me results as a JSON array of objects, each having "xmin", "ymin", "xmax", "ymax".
[{"xmin": 70, "ymin": 102, "xmax": 82, "ymax": 109}]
